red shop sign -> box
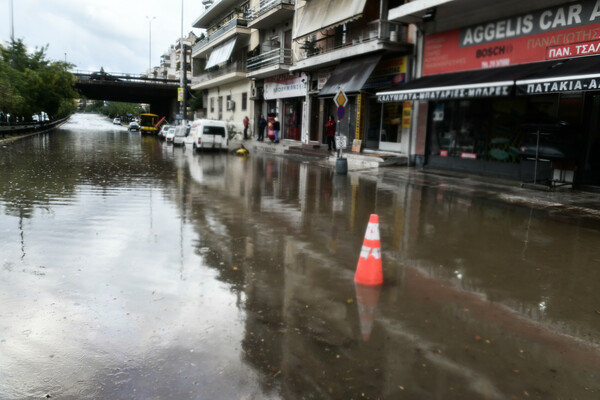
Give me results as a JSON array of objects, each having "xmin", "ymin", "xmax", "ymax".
[{"xmin": 424, "ymin": 0, "xmax": 600, "ymax": 76}]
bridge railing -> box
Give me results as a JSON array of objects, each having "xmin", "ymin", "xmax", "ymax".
[{"xmin": 72, "ymin": 70, "xmax": 189, "ymax": 85}]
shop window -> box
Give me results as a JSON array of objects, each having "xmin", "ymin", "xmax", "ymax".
[
  {"xmin": 427, "ymin": 98, "xmax": 528, "ymax": 163},
  {"xmin": 283, "ymin": 99, "xmax": 302, "ymax": 140}
]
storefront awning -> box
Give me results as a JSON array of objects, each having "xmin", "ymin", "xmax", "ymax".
[
  {"xmin": 320, "ymin": 54, "xmax": 382, "ymax": 96},
  {"xmin": 295, "ymin": 0, "xmax": 367, "ymax": 39},
  {"xmin": 376, "ymin": 61, "xmax": 564, "ymax": 102},
  {"xmin": 516, "ymin": 56, "xmax": 600, "ymax": 95},
  {"xmin": 205, "ymin": 39, "xmax": 237, "ymax": 69}
]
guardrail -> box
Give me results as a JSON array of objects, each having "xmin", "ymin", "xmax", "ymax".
[
  {"xmin": 73, "ymin": 70, "xmax": 188, "ymax": 85},
  {"xmin": 193, "ymin": 60, "xmax": 247, "ymax": 85},
  {"xmin": 297, "ymin": 20, "xmax": 405, "ymax": 60},
  {"xmin": 247, "ymin": 48, "xmax": 292, "ymax": 71},
  {"xmin": 192, "ymin": 18, "xmax": 248, "ymax": 53},
  {"xmin": 246, "ymin": 0, "xmax": 294, "ymax": 22}
]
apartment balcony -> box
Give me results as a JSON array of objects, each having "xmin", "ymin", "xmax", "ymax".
[
  {"xmin": 193, "ymin": 0, "xmax": 244, "ymax": 28},
  {"xmin": 191, "ymin": 60, "xmax": 247, "ymax": 90},
  {"xmin": 246, "ymin": 0, "xmax": 295, "ymax": 30},
  {"xmin": 246, "ymin": 48, "xmax": 293, "ymax": 79},
  {"xmin": 293, "ymin": 20, "xmax": 411, "ymax": 70},
  {"xmin": 192, "ymin": 18, "xmax": 251, "ymax": 58}
]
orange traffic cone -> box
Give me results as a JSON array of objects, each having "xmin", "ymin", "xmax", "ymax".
[
  {"xmin": 354, "ymin": 282, "xmax": 382, "ymax": 341},
  {"xmin": 354, "ymin": 214, "xmax": 383, "ymax": 285}
]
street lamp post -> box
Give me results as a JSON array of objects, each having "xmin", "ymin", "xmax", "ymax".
[
  {"xmin": 145, "ymin": 16, "xmax": 156, "ymax": 73},
  {"xmin": 179, "ymin": 0, "xmax": 186, "ymax": 124}
]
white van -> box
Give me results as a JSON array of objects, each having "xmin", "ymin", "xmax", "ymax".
[{"xmin": 188, "ymin": 119, "xmax": 228, "ymax": 151}]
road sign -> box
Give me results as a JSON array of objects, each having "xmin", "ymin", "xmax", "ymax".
[
  {"xmin": 334, "ymin": 89, "xmax": 348, "ymax": 108},
  {"xmin": 335, "ymin": 135, "xmax": 347, "ymax": 149},
  {"xmin": 175, "ymin": 113, "xmax": 183, "ymax": 120},
  {"xmin": 337, "ymin": 105, "xmax": 345, "ymax": 119}
]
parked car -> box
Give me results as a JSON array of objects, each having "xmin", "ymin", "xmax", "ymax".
[
  {"xmin": 158, "ymin": 124, "xmax": 171, "ymax": 140},
  {"xmin": 188, "ymin": 119, "xmax": 229, "ymax": 151},
  {"xmin": 128, "ymin": 121, "xmax": 140, "ymax": 131},
  {"xmin": 165, "ymin": 127, "xmax": 176, "ymax": 142},
  {"xmin": 173, "ymin": 126, "xmax": 187, "ymax": 146},
  {"xmin": 113, "ymin": 117, "xmax": 121, "ymax": 125}
]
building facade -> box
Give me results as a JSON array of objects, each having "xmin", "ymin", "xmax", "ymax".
[
  {"xmin": 191, "ymin": 0, "xmax": 413, "ymax": 148},
  {"xmin": 381, "ymin": 0, "xmax": 600, "ymax": 189},
  {"xmin": 191, "ymin": 0, "xmax": 255, "ymax": 135}
]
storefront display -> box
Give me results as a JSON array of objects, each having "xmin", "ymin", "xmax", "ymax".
[{"xmin": 378, "ymin": 1, "xmax": 600, "ymax": 187}]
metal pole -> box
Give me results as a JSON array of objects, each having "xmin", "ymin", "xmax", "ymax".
[
  {"xmin": 146, "ymin": 16, "xmax": 156, "ymax": 73},
  {"xmin": 180, "ymin": 0, "xmax": 186, "ymax": 124},
  {"xmin": 9, "ymin": 0, "xmax": 14, "ymax": 66}
]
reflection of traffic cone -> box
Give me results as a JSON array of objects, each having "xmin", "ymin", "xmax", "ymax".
[
  {"xmin": 354, "ymin": 214, "xmax": 383, "ymax": 285},
  {"xmin": 355, "ymin": 283, "xmax": 382, "ymax": 341}
]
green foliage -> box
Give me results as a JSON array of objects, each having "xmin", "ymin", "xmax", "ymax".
[
  {"xmin": 188, "ymin": 90, "xmax": 203, "ymax": 111},
  {"xmin": 0, "ymin": 38, "xmax": 78, "ymax": 120},
  {"xmin": 82, "ymin": 100, "xmax": 144, "ymax": 119}
]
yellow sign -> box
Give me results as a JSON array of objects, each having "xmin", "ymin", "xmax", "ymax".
[
  {"xmin": 178, "ymin": 88, "xmax": 184, "ymax": 102},
  {"xmin": 334, "ymin": 90, "xmax": 348, "ymax": 108},
  {"xmin": 402, "ymin": 101, "xmax": 411, "ymax": 129}
]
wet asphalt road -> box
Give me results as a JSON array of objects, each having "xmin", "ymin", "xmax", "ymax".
[{"xmin": 1, "ymin": 113, "xmax": 599, "ymax": 399}]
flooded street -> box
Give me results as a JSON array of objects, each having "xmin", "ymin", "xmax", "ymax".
[{"xmin": 1, "ymin": 113, "xmax": 600, "ymax": 399}]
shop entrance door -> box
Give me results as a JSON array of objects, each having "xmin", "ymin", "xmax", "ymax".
[{"xmin": 580, "ymin": 94, "xmax": 600, "ymax": 186}]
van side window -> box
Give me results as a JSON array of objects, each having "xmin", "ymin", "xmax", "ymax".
[{"xmin": 203, "ymin": 126, "xmax": 226, "ymax": 136}]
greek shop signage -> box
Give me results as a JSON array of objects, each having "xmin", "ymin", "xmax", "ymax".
[
  {"xmin": 264, "ymin": 73, "xmax": 307, "ymax": 100},
  {"xmin": 377, "ymin": 84, "xmax": 512, "ymax": 102},
  {"xmin": 517, "ymin": 77, "xmax": 600, "ymax": 94},
  {"xmin": 424, "ymin": 0, "xmax": 600, "ymax": 75}
]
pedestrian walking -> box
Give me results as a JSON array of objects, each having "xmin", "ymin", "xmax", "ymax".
[
  {"xmin": 243, "ymin": 116, "xmax": 249, "ymax": 140},
  {"xmin": 273, "ymin": 117, "xmax": 280, "ymax": 143},
  {"xmin": 257, "ymin": 114, "xmax": 267, "ymax": 141},
  {"xmin": 325, "ymin": 115, "xmax": 336, "ymax": 151}
]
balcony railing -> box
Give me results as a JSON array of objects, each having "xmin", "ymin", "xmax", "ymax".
[
  {"xmin": 247, "ymin": 48, "xmax": 293, "ymax": 71},
  {"xmin": 297, "ymin": 20, "xmax": 405, "ymax": 60},
  {"xmin": 246, "ymin": 0, "xmax": 294, "ymax": 22},
  {"xmin": 193, "ymin": 59, "xmax": 247, "ymax": 85},
  {"xmin": 192, "ymin": 18, "xmax": 248, "ymax": 53}
]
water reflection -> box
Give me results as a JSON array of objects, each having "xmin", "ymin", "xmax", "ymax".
[{"xmin": 1, "ymin": 114, "xmax": 599, "ymax": 399}]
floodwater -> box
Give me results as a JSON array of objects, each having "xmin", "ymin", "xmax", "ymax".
[{"xmin": 1, "ymin": 113, "xmax": 599, "ymax": 400}]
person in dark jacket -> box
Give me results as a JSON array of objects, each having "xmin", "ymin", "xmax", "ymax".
[{"xmin": 257, "ymin": 115, "xmax": 267, "ymax": 141}]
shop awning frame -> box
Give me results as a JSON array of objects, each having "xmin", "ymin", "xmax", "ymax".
[
  {"xmin": 515, "ymin": 57, "xmax": 600, "ymax": 95},
  {"xmin": 320, "ymin": 54, "xmax": 382, "ymax": 96},
  {"xmin": 378, "ymin": 57, "xmax": 600, "ymax": 102}
]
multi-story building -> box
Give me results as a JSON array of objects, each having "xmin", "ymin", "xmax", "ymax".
[
  {"xmin": 290, "ymin": 0, "xmax": 412, "ymax": 151},
  {"xmin": 245, "ymin": 0, "xmax": 296, "ymax": 139},
  {"xmin": 191, "ymin": 0, "xmax": 255, "ymax": 134},
  {"xmin": 379, "ymin": 0, "xmax": 600, "ymax": 189},
  {"xmin": 190, "ymin": 0, "xmax": 412, "ymax": 146}
]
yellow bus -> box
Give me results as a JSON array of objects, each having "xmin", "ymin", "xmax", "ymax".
[{"xmin": 139, "ymin": 113, "xmax": 160, "ymax": 135}]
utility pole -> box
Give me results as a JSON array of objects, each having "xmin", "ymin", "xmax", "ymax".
[
  {"xmin": 146, "ymin": 16, "xmax": 156, "ymax": 73},
  {"xmin": 179, "ymin": 0, "xmax": 186, "ymax": 124},
  {"xmin": 9, "ymin": 0, "xmax": 15, "ymax": 66}
]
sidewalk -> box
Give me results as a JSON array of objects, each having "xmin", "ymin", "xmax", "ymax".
[{"xmin": 230, "ymin": 137, "xmax": 408, "ymax": 169}]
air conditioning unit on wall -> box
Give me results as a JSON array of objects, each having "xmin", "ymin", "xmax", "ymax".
[{"xmin": 226, "ymin": 100, "xmax": 235, "ymax": 110}]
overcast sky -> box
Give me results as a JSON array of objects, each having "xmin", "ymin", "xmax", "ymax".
[{"xmin": 1, "ymin": 0, "xmax": 207, "ymax": 74}]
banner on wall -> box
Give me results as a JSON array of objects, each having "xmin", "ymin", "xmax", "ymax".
[
  {"xmin": 264, "ymin": 73, "xmax": 308, "ymax": 100},
  {"xmin": 424, "ymin": 0, "xmax": 600, "ymax": 75}
]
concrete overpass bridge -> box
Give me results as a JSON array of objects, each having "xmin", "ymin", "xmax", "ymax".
[{"xmin": 74, "ymin": 71, "xmax": 189, "ymax": 120}]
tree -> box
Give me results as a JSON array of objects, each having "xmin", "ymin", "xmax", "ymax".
[{"xmin": 0, "ymin": 38, "xmax": 78, "ymax": 120}]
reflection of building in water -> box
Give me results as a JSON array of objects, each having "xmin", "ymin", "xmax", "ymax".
[{"xmin": 173, "ymin": 147, "xmax": 600, "ymax": 397}]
